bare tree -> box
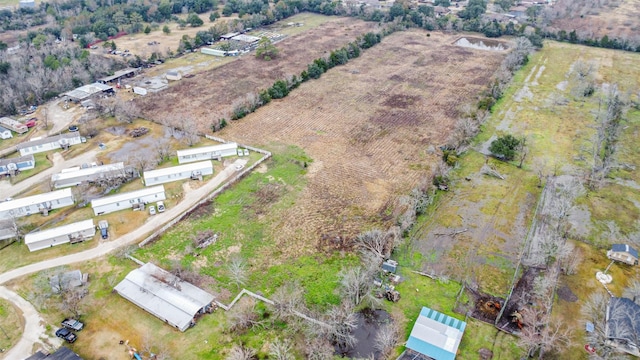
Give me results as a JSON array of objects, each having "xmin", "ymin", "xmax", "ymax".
[
  {"xmin": 304, "ymin": 336, "xmax": 334, "ymax": 360},
  {"xmin": 153, "ymin": 138, "xmax": 172, "ymax": 164},
  {"xmin": 518, "ymin": 307, "xmax": 572, "ymax": 359},
  {"xmin": 182, "ymin": 128, "xmax": 200, "ymax": 147},
  {"xmin": 339, "ymin": 263, "xmax": 380, "ymax": 308},
  {"xmin": 374, "ymin": 320, "xmax": 400, "ymax": 357},
  {"xmin": 623, "ymin": 279, "xmax": 640, "ymax": 305},
  {"xmin": 271, "ymin": 281, "xmax": 305, "ymax": 321},
  {"xmin": 558, "ymin": 242, "xmax": 581, "ymax": 275},
  {"xmin": 354, "ymin": 230, "xmax": 389, "ymax": 262},
  {"xmin": 128, "ymin": 149, "xmax": 157, "ymax": 174},
  {"xmin": 582, "ymin": 291, "xmax": 618, "ymax": 357},
  {"xmin": 226, "ymin": 343, "xmax": 257, "ymax": 360},
  {"xmin": 569, "ymin": 59, "xmax": 597, "ymax": 98},
  {"xmin": 60, "ymin": 287, "xmax": 88, "ymax": 319},
  {"xmin": 517, "ymin": 135, "xmax": 529, "ymax": 169},
  {"xmin": 227, "ymin": 255, "xmax": 248, "ymax": 290},
  {"xmin": 269, "ymin": 338, "xmax": 294, "ymax": 360},
  {"xmin": 323, "ymin": 302, "xmax": 358, "ymax": 351},
  {"xmin": 40, "ymin": 106, "xmax": 49, "ymax": 130},
  {"xmin": 228, "ymin": 298, "xmax": 262, "ymax": 333}
]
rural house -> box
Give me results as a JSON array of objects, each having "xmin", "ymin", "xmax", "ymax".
[
  {"xmin": 606, "ymin": 297, "xmax": 640, "ymax": 357},
  {"xmin": 400, "ymin": 306, "xmax": 467, "ymax": 360},
  {"xmin": 177, "ymin": 143, "xmax": 238, "ymax": 164},
  {"xmin": 607, "ymin": 244, "xmax": 638, "ymax": 266},
  {"xmin": 91, "ymin": 185, "xmax": 166, "ymax": 215},
  {"xmin": 113, "ymin": 262, "xmax": 215, "ymax": 331},
  {"xmin": 0, "ymin": 126, "xmax": 12, "ymax": 139},
  {"xmin": 0, "ymin": 154, "xmax": 35, "ymax": 176},
  {"xmin": 0, "ymin": 188, "xmax": 74, "ymax": 219},
  {"xmin": 143, "ymin": 161, "xmax": 213, "ymax": 186},
  {"xmin": 51, "ymin": 162, "xmax": 127, "ymax": 188},
  {"xmin": 16, "ymin": 133, "xmax": 83, "ymax": 156},
  {"xmin": 0, "ymin": 116, "xmax": 28, "ymax": 134},
  {"xmin": 63, "ymin": 82, "xmax": 114, "ymax": 102},
  {"xmin": 24, "ymin": 219, "xmax": 95, "ymax": 252},
  {"xmin": 26, "ymin": 347, "xmax": 83, "ymax": 360}
]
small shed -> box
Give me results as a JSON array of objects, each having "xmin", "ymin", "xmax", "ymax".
[
  {"xmin": 405, "ymin": 306, "xmax": 467, "ymax": 360},
  {"xmin": 64, "ymin": 82, "xmax": 114, "ymax": 102},
  {"xmin": 0, "ymin": 188, "xmax": 74, "ymax": 219},
  {"xmin": 24, "ymin": 219, "xmax": 95, "ymax": 252},
  {"xmin": 0, "ymin": 154, "xmax": 35, "ymax": 176},
  {"xmin": 382, "ymin": 259, "xmax": 398, "ymax": 273},
  {"xmin": 91, "ymin": 185, "xmax": 166, "ymax": 216},
  {"xmin": 166, "ymin": 71, "xmax": 182, "ymax": 81},
  {"xmin": 177, "ymin": 143, "xmax": 238, "ymax": 164},
  {"xmin": 607, "ymin": 244, "xmax": 638, "ymax": 265},
  {"xmin": 143, "ymin": 161, "xmax": 213, "ymax": 186},
  {"xmin": 0, "ymin": 126, "xmax": 12, "ymax": 139}
]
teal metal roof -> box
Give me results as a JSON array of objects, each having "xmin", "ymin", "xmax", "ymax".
[{"xmin": 406, "ymin": 306, "xmax": 467, "ymax": 360}]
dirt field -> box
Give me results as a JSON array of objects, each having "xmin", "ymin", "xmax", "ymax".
[
  {"xmin": 215, "ymin": 30, "xmax": 507, "ymax": 257},
  {"xmin": 136, "ymin": 17, "xmax": 381, "ymax": 128}
]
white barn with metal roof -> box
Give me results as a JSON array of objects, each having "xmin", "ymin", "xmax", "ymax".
[
  {"xmin": 0, "ymin": 188, "xmax": 74, "ymax": 219},
  {"xmin": 64, "ymin": 82, "xmax": 114, "ymax": 102},
  {"xmin": 91, "ymin": 185, "xmax": 166, "ymax": 216},
  {"xmin": 114, "ymin": 263, "xmax": 215, "ymax": 331},
  {"xmin": 52, "ymin": 162, "xmax": 126, "ymax": 188},
  {"xmin": 176, "ymin": 143, "xmax": 238, "ymax": 164},
  {"xmin": 143, "ymin": 161, "xmax": 213, "ymax": 186},
  {"xmin": 24, "ymin": 219, "xmax": 95, "ymax": 252}
]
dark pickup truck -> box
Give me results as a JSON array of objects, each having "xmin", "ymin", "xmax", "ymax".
[
  {"xmin": 55, "ymin": 328, "xmax": 77, "ymax": 343},
  {"xmin": 61, "ymin": 318, "xmax": 84, "ymax": 331}
]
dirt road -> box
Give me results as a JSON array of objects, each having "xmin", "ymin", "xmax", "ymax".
[{"xmin": 0, "ymin": 158, "xmax": 247, "ymax": 359}]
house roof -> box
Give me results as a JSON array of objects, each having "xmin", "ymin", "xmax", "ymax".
[
  {"xmin": 0, "ymin": 188, "xmax": 73, "ymax": 214},
  {"xmin": 220, "ymin": 32, "xmax": 240, "ymax": 39},
  {"xmin": 143, "ymin": 161, "xmax": 212, "ymax": 181},
  {"xmin": 176, "ymin": 143, "xmax": 237, "ymax": 157},
  {"xmin": 232, "ymin": 34, "xmax": 261, "ymax": 43},
  {"xmin": 52, "ymin": 162, "xmax": 125, "ymax": 183},
  {"xmin": 113, "ymin": 263, "xmax": 214, "ymax": 331},
  {"xmin": 24, "ymin": 219, "xmax": 94, "ymax": 245},
  {"xmin": 98, "ymin": 68, "xmax": 139, "ymax": 83},
  {"xmin": 25, "ymin": 347, "xmax": 83, "ymax": 360},
  {"xmin": 607, "ymin": 297, "xmax": 640, "ymax": 345},
  {"xmin": 611, "ymin": 244, "xmax": 638, "ymax": 259},
  {"xmin": 91, "ymin": 185, "xmax": 165, "ymax": 207},
  {"xmin": 406, "ymin": 306, "xmax": 466, "ymax": 360},
  {"xmin": 64, "ymin": 82, "xmax": 113, "ymax": 101},
  {"xmin": 0, "ymin": 116, "xmax": 27, "ymax": 129},
  {"xmin": 0, "ymin": 126, "xmax": 10, "ymax": 133},
  {"xmin": 50, "ymin": 269, "xmax": 84, "ymax": 293},
  {"xmin": 0, "ymin": 155, "xmax": 34, "ymax": 167},
  {"xmin": 16, "ymin": 133, "xmax": 81, "ymax": 150}
]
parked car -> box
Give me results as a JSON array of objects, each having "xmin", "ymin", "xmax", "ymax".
[
  {"xmin": 149, "ymin": 205, "xmax": 156, "ymax": 215},
  {"xmin": 61, "ymin": 318, "xmax": 84, "ymax": 331},
  {"xmin": 24, "ymin": 118, "xmax": 37, "ymax": 128},
  {"xmin": 156, "ymin": 201, "xmax": 165, "ymax": 213},
  {"xmin": 68, "ymin": 125, "xmax": 79, "ymax": 132},
  {"xmin": 98, "ymin": 220, "xmax": 109, "ymax": 239},
  {"xmin": 55, "ymin": 328, "xmax": 77, "ymax": 343}
]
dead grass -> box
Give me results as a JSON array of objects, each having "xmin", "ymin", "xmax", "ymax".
[
  {"xmin": 551, "ymin": 0, "xmax": 640, "ymax": 40},
  {"xmin": 0, "ymin": 298, "xmax": 23, "ymax": 355}
]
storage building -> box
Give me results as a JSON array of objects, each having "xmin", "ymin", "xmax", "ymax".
[
  {"xmin": 52, "ymin": 162, "xmax": 126, "ymax": 188},
  {"xmin": 143, "ymin": 161, "xmax": 213, "ymax": 186},
  {"xmin": 98, "ymin": 68, "xmax": 140, "ymax": 85},
  {"xmin": 0, "ymin": 155, "xmax": 35, "ymax": 176},
  {"xmin": 91, "ymin": 185, "xmax": 166, "ymax": 216},
  {"xmin": 64, "ymin": 82, "xmax": 114, "ymax": 102},
  {"xmin": 0, "ymin": 117, "xmax": 28, "ymax": 134},
  {"xmin": 201, "ymin": 48, "xmax": 227, "ymax": 57},
  {"xmin": 16, "ymin": 133, "xmax": 82, "ymax": 156},
  {"xmin": 402, "ymin": 306, "xmax": 467, "ymax": 360},
  {"xmin": 0, "ymin": 126, "xmax": 12, "ymax": 139},
  {"xmin": 177, "ymin": 143, "xmax": 238, "ymax": 164},
  {"xmin": 114, "ymin": 262, "xmax": 215, "ymax": 331},
  {"xmin": 166, "ymin": 71, "xmax": 182, "ymax": 81},
  {"xmin": 0, "ymin": 188, "xmax": 74, "ymax": 219},
  {"xmin": 24, "ymin": 219, "xmax": 95, "ymax": 252}
]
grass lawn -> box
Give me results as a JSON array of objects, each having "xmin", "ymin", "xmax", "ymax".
[
  {"xmin": 0, "ymin": 298, "xmax": 23, "ymax": 352},
  {"xmin": 265, "ymin": 12, "xmax": 339, "ymax": 36},
  {"xmin": 10, "ymin": 152, "xmax": 53, "ymax": 187}
]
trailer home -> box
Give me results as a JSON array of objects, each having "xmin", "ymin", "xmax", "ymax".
[
  {"xmin": 91, "ymin": 185, "xmax": 166, "ymax": 216},
  {"xmin": 0, "ymin": 155, "xmax": 35, "ymax": 176},
  {"xmin": 0, "ymin": 117, "xmax": 28, "ymax": 134},
  {"xmin": 16, "ymin": 133, "xmax": 82, "ymax": 156},
  {"xmin": 52, "ymin": 162, "xmax": 126, "ymax": 188},
  {"xmin": 24, "ymin": 219, "xmax": 95, "ymax": 252},
  {"xmin": 0, "ymin": 188, "xmax": 74, "ymax": 219},
  {"xmin": 143, "ymin": 161, "xmax": 213, "ymax": 186},
  {"xmin": 177, "ymin": 143, "xmax": 238, "ymax": 164},
  {"xmin": 0, "ymin": 126, "xmax": 12, "ymax": 139}
]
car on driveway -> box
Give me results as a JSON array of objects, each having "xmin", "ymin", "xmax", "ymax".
[
  {"xmin": 61, "ymin": 318, "xmax": 84, "ymax": 331},
  {"xmin": 149, "ymin": 205, "xmax": 156, "ymax": 216},
  {"xmin": 68, "ymin": 125, "xmax": 79, "ymax": 132},
  {"xmin": 156, "ymin": 201, "xmax": 165, "ymax": 213},
  {"xmin": 24, "ymin": 118, "xmax": 37, "ymax": 128},
  {"xmin": 98, "ymin": 220, "xmax": 109, "ymax": 239},
  {"xmin": 55, "ymin": 328, "xmax": 77, "ymax": 343}
]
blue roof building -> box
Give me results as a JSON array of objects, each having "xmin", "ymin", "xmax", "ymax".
[
  {"xmin": 405, "ymin": 306, "xmax": 467, "ymax": 360},
  {"xmin": 607, "ymin": 244, "xmax": 638, "ymax": 266}
]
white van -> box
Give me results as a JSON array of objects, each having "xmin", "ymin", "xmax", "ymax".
[{"xmin": 157, "ymin": 201, "xmax": 166, "ymax": 213}]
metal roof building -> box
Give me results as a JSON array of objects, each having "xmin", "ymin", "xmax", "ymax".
[
  {"xmin": 176, "ymin": 143, "xmax": 238, "ymax": 164},
  {"xmin": 64, "ymin": 82, "xmax": 114, "ymax": 102},
  {"xmin": 143, "ymin": 161, "xmax": 213, "ymax": 186},
  {"xmin": 16, "ymin": 133, "xmax": 82, "ymax": 156},
  {"xmin": 52, "ymin": 162, "xmax": 126, "ymax": 188},
  {"xmin": 98, "ymin": 68, "xmax": 140, "ymax": 84},
  {"xmin": 91, "ymin": 185, "xmax": 166, "ymax": 215},
  {"xmin": 0, "ymin": 188, "xmax": 74, "ymax": 219},
  {"xmin": 0, "ymin": 154, "xmax": 35, "ymax": 176},
  {"xmin": 26, "ymin": 347, "xmax": 83, "ymax": 360},
  {"xmin": 114, "ymin": 263, "xmax": 215, "ymax": 331},
  {"xmin": 607, "ymin": 244, "xmax": 639, "ymax": 266},
  {"xmin": 24, "ymin": 219, "xmax": 95, "ymax": 252},
  {"xmin": 405, "ymin": 306, "xmax": 467, "ymax": 360}
]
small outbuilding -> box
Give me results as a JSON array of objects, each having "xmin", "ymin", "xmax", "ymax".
[
  {"xmin": 113, "ymin": 262, "xmax": 215, "ymax": 331},
  {"xmin": 0, "ymin": 154, "xmax": 35, "ymax": 176},
  {"xmin": 0, "ymin": 126, "xmax": 12, "ymax": 139},
  {"xmin": 0, "ymin": 188, "xmax": 74, "ymax": 219},
  {"xmin": 143, "ymin": 161, "xmax": 213, "ymax": 186},
  {"xmin": 98, "ymin": 67, "xmax": 140, "ymax": 85},
  {"xmin": 607, "ymin": 244, "xmax": 638, "ymax": 266},
  {"xmin": 91, "ymin": 185, "xmax": 166, "ymax": 216},
  {"xmin": 24, "ymin": 219, "xmax": 95, "ymax": 252},
  {"xmin": 165, "ymin": 71, "xmax": 182, "ymax": 81},
  {"xmin": 16, "ymin": 133, "xmax": 83, "ymax": 156},
  {"xmin": 64, "ymin": 82, "xmax": 114, "ymax": 102},
  {"xmin": 402, "ymin": 306, "xmax": 467, "ymax": 360},
  {"xmin": 177, "ymin": 143, "xmax": 238, "ymax": 164},
  {"xmin": 51, "ymin": 162, "xmax": 127, "ymax": 188}
]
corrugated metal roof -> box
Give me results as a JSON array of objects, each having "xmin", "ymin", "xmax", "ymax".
[
  {"xmin": 232, "ymin": 34, "xmax": 261, "ymax": 43},
  {"xmin": 406, "ymin": 306, "xmax": 466, "ymax": 360},
  {"xmin": 0, "ymin": 154, "xmax": 33, "ymax": 167},
  {"xmin": 176, "ymin": 143, "xmax": 237, "ymax": 157},
  {"xmin": 91, "ymin": 185, "xmax": 165, "ymax": 207},
  {"xmin": 114, "ymin": 263, "xmax": 214, "ymax": 331},
  {"xmin": 24, "ymin": 219, "xmax": 94, "ymax": 244},
  {"xmin": 611, "ymin": 244, "xmax": 639, "ymax": 259},
  {"xmin": 52, "ymin": 162, "xmax": 125, "ymax": 182},
  {"xmin": 143, "ymin": 161, "xmax": 212, "ymax": 181},
  {"xmin": 0, "ymin": 188, "xmax": 73, "ymax": 213},
  {"xmin": 64, "ymin": 82, "xmax": 113, "ymax": 100}
]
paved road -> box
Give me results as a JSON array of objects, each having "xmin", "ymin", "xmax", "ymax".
[{"xmin": 0, "ymin": 159, "xmax": 247, "ymax": 359}]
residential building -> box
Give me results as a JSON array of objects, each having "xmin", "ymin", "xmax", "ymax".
[
  {"xmin": 26, "ymin": 347, "xmax": 83, "ymax": 360},
  {"xmin": 0, "ymin": 117, "xmax": 27, "ymax": 134},
  {"xmin": 0, "ymin": 154, "xmax": 35, "ymax": 176},
  {"xmin": 16, "ymin": 133, "xmax": 82, "ymax": 156},
  {"xmin": 91, "ymin": 185, "xmax": 166, "ymax": 216},
  {"xmin": 0, "ymin": 126, "xmax": 12, "ymax": 139},
  {"xmin": 51, "ymin": 162, "xmax": 127, "ymax": 188},
  {"xmin": 0, "ymin": 188, "xmax": 74, "ymax": 219},
  {"xmin": 143, "ymin": 161, "xmax": 213, "ymax": 186},
  {"xmin": 24, "ymin": 219, "xmax": 95, "ymax": 252},
  {"xmin": 177, "ymin": 143, "xmax": 238, "ymax": 164},
  {"xmin": 607, "ymin": 244, "xmax": 639, "ymax": 266}
]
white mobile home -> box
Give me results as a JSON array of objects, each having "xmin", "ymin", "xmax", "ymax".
[
  {"xmin": 143, "ymin": 161, "xmax": 213, "ymax": 186},
  {"xmin": 0, "ymin": 188, "xmax": 74, "ymax": 219},
  {"xmin": 177, "ymin": 143, "xmax": 238, "ymax": 164},
  {"xmin": 52, "ymin": 162, "xmax": 126, "ymax": 188},
  {"xmin": 16, "ymin": 133, "xmax": 82, "ymax": 156},
  {"xmin": 0, "ymin": 155, "xmax": 35, "ymax": 176},
  {"xmin": 0, "ymin": 126, "xmax": 12, "ymax": 139},
  {"xmin": 0, "ymin": 220, "xmax": 17, "ymax": 241},
  {"xmin": 0, "ymin": 117, "xmax": 28, "ymax": 134},
  {"xmin": 24, "ymin": 219, "xmax": 95, "ymax": 252},
  {"xmin": 91, "ymin": 185, "xmax": 166, "ymax": 216}
]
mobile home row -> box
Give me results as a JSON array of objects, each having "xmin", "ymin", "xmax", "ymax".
[
  {"xmin": 0, "ymin": 188, "xmax": 74, "ymax": 219},
  {"xmin": 17, "ymin": 133, "xmax": 83, "ymax": 156},
  {"xmin": 24, "ymin": 219, "xmax": 95, "ymax": 252},
  {"xmin": 177, "ymin": 143, "xmax": 238, "ymax": 164},
  {"xmin": 52, "ymin": 162, "xmax": 126, "ymax": 188},
  {"xmin": 143, "ymin": 161, "xmax": 213, "ymax": 186},
  {"xmin": 91, "ymin": 185, "xmax": 166, "ymax": 216},
  {"xmin": 0, "ymin": 155, "xmax": 35, "ymax": 176}
]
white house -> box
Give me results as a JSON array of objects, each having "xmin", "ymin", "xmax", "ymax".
[
  {"xmin": 16, "ymin": 133, "xmax": 82, "ymax": 156},
  {"xmin": 143, "ymin": 161, "xmax": 213, "ymax": 186},
  {"xmin": 177, "ymin": 143, "xmax": 238, "ymax": 164},
  {"xmin": 0, "ymin": 188, "xmax": 74, "ymax": 219},
  {"xmin": 91, "ymin": 185, "xmax": 166, "ymax": 216},
  {"xmin": 0, "ymin": 126, "xmax": 12, "ymax": 139},
  {"xmin": 0, "ymin": 155, "xmax": 35, "ymax": 176},
  {"xmin": 24, "ymin": 219, "xmax": 95, "ymax": 252},
  {"xmin": 52, "ymin": 162, "xmax": 126, "ymax": 188}
]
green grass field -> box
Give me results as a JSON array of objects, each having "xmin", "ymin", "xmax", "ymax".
[{"xmin": 0, "ymin": 298, "xmax": 22, "ymax": 352}]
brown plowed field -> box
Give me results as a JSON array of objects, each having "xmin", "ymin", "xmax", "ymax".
[
  {"xmin": 137, "ymin": 17, "xmax": 380, "ymax": 126},
  {"xmin": 218, "ymin": 30, "xmax": 507, "ymax": 256}
]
